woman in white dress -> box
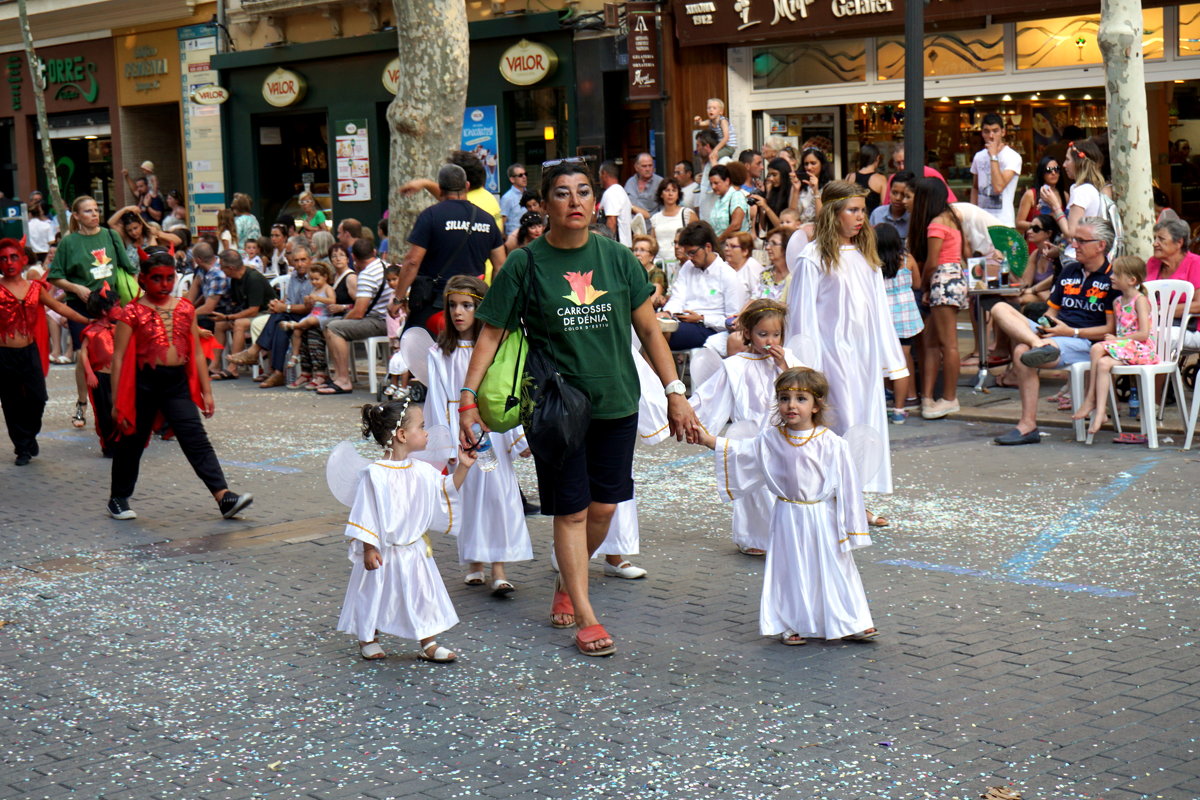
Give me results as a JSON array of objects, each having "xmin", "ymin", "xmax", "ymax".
[
  {"xmin": 699, "ymin": 367, "xmax": 876, "ymax": 643},
  {"xmin": 649, "ymin": 178, "xmax": 695, "ymax": 286},
  {"xmin": 425, "ymin": 275, "xmax": 533, "ymax": 595},
  {"xmin": 786, "ymin": 181, "xmax": 907, "ymax": 525}
]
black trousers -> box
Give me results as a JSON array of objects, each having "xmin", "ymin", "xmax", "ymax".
[
  {"xmin": 0, "ymin": 344, "xmax": 47, "ymax": 458},
  {"xmin": 110, "ymin": 365, "xmax": 228, "ymax": 499},
  {"xmin": 91, "ymin": 371, "xmax": 116, "ymax": 454}
]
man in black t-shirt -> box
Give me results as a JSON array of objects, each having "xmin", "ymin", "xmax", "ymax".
[
  {"xmin": 989, "ymin": 217, "xmax": 1117, "ymax": 445},
  {"xmin": 211, "ymin": 250, "xmax": 276, "ymax": 378},
  {"xmin": 395, "ymin": 164, "xmax": 506, "ymax": 332}
]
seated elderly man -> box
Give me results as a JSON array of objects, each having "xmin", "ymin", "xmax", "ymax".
[
  {"xmin": 659, "ymin": 220, "xmax": 747, "ymax": 355},
  {"xmin": 210, "ymin": 250, "xmax": 275, "ymax": 380},
  {"xmin": 226, "ymin": 245, "xmax": 315, "ymax": 387},
  {"xmin": 988, "ymin": 217, "xmax": 1118, "ymax": 445}
]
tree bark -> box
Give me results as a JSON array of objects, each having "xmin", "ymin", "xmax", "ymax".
[
  {"xmin": 17, "ymin": 0, "xmax": 68, "ymax": 232},
  {"xmin": 385, "ymin": 0, "xmax": 469, "ymax": 257},
  {"xmin": 1099, "ymin": 0, "xmax": 1152, "ymax": 261}
]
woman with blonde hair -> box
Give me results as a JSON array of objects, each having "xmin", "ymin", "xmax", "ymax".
[
  {"xmin": 1040, "ymin": 139, "xmax": 1106, "ymax": 258},
  {"xmin": 785, "ymin": 181, "xmax": 907, "ymax": 525}
]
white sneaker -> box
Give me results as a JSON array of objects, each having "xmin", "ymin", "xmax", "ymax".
[{"xmin": 603, "ymin": 560, "xmax": 647, "ymax": 579}]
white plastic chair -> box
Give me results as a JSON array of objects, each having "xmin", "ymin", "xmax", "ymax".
[
  {"xmin": 349, "ymin": 335, "xmax": 392, "ymax": 397},
  {"xmin": 1075, "ymin": 279, "xmax": 1193, "ymax": 448}
]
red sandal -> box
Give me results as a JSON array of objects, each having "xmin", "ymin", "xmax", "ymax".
[
  {"xmin": 550, "ymin": 585, "xmax": 575, "ymax": 629},
  {"xmin": 575, "ymin": 623, "xmax": 616, "ymax": 657}
]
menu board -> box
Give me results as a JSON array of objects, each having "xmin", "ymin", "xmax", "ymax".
[{"xmin": 335, "ymin": 119, "xmax": 371, "ymax": 202}]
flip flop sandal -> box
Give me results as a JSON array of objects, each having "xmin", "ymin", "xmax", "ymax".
[
  {"xmin": 71, "ymin": 401, "xmax": 86, "ymax": 428},
  {"xmin": 418, "ymin": 641, "xmax": 457, "ymax": 663},
  {"xmin": 1113, "ymin": 432, "xmax": 1147, "ymax": 445},
  {"xmin": 359, "ymin": 641, "xmax": 387, "ymax": 660},
  {"xmin": 317, "ymin": 384, "xmax": 353, "ymax": 395},
  {"xmin": 843, "ymin": 629, "xmax": 880, "ymax": 641},
  {"xmin": 464, "ymin": 570, "xmax": 485, "ymax": 586},
  {"xmin": 491, "ymin": 579, "xmax": 515, "ymax": 597},
  {"xmin": 1057, "ymin": 396, "xmax": 1075, "ymax": 411},
  {"xmin": 575, "ymin": 623, "xmax": 616, "ymax": 657},
  {"xmin": 737, "ymin": 546, "xmax": 766, "ymax": 556},
  {"xmin": 780, "ymin": 630, "xmax": 807, "ymax": 646},
  {"xmin": 550, "ymin": 584, "xmax": 575, "ymax": 629}
]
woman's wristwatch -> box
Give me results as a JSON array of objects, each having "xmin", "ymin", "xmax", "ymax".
[{"xmin": 664, "ymin": 380, "xmax": 686, "ymax": 396}]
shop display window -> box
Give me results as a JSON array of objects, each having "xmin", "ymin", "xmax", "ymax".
[
  {"xmin": 1016, "ymin": 9, "xmax": 1163, "ymax": 70},
  {"xmin": 877, "ymin": 26, "xmax": 1004, "ymax": 82},
  {"xmin": 752, "ymin": 40, "xmax": 866, "ymax": 90},
  {"xmin": 1180, "ymin": 4, "xmax": 1200, "ymax": 58}
]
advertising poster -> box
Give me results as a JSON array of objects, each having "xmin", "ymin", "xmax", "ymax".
[
  {"xmin": 335, "ymin": 119, "xmax": 371, "ymax": 202},
  {"xmin": 461, "ymin": 106, "xmax": 499, "ymax": 194},
  {"xmin": 179, "ymin": 24, "xmax": 225, "ymax": 233}
]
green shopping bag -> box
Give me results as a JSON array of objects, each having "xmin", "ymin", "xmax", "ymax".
[
  {"xmin": 112, "ymin": 267, "xmax": 140, "ymax": 305},
  {"xmin": 478, "ymin": 327, "xmax": 529, "ymax": 433}
]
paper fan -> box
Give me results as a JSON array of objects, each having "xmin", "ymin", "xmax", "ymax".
[
  {"xmin": 785, "ymin": 334, "xmax": 821, "ymax": 369},
  {"xmin": 725, "ymin": 419, "xmax": 760, "ymax": 440},
  {"xmin": 326, "ymin": 440, "xmax": 371, "ymax": 507},
  {"xmin": 843, "ymin": 424, "xmax": 884, "ymax": 487},
  {"xmin": 413, "ymin": 423, "xmax": 454, "ymax": 471},
  {"xmin": 988, "ymin": 225, "xmax": 1028, "ymax": 278},
  {"xmin": 688, "ymin": 347, "xmax": 723, "ymax": 395},
  {"xmin": 400, "ymin": 327, "xmax": 435, "ymax": 385}
]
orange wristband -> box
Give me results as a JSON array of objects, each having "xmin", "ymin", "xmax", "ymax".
[{"xmin": 458, "ymin": 403, "xmax": 478, "ymax": 412}]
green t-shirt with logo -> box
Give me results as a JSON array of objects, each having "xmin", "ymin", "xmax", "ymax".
[
  {"xmin": 478, "ymin": 235, "xmax": 654, "ymax": 419},
  {"xmin": 48, "ymin": 229, "xmax": 136, "ymax": 313}
]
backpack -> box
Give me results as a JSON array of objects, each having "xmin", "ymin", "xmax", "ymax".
[{"xmin": 1098, "ymin": 191, "xmax": 1125, "ymax": 261}]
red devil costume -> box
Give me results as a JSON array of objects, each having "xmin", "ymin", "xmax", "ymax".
[
  {"xmin": 0, "ymin": 239, "xmax": 88, "ymax": 465},
  {"xmin": 108, "ymin": 259, "xmax": 249, "ymax": 518}
]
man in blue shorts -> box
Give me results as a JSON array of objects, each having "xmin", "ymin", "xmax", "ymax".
[{"xmin": 988, "ymin": 217, "xmax": 1117, "ymax": 445}]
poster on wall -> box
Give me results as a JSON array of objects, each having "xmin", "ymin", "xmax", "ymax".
[
  {"xmin": 461, "ymin": 106, "xmax": 499, "ymax": 194},
  {"xmin": 335, "ymin": 119, "xmax": 371, "ymax": 202}
]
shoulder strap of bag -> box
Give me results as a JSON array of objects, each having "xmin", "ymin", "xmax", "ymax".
[
  {"xmin": 365, "ymin": 260, "xmax": 387, "ymax": 313},
  {"xmin": 521, "ymin": 245, "xmax": 565, "ymax": 368}
]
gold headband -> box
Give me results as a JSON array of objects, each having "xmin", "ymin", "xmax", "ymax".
[{"xmin": 445, "ymin": 290, "xmax": 485, "ymax": 302}]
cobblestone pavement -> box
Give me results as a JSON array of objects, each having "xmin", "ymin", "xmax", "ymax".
[{"xmin": 2, "ymin": 367, "xmax": 1198, "ymax": 800}]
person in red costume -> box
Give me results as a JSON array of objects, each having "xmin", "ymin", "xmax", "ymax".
[
  {"xmin": 0, "ymin": 239, "xmax": 89, "ymax": 465},
  {"xmin": 107, "ymin": 251, "xmax": 253, "ymax": 521},
  {"xmin": 79, "ymin": 285, "xmax": 122, "ymax": 458}
]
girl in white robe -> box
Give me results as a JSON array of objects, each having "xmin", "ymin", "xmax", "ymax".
[
  {"xmin": 592, "ymin": 341, "xmax": 671, "ymax": 578},
  {"xmin": 337, "ymin": 399, "xmax": 475, "ymax": 663},
  {"xmin": 426, "ymin": 276, "xmax": 533, "ymax": 595},
  {"xmin": 699, "ymin": 367, "xmax": 877, "ymax": 644},
  {"xmin": 691, "ymin": 299, "xmax": 804, "ymax": 555},
  {"xmin": 786, "ymin": 182, "xmax": 908, "ymax": 518}
]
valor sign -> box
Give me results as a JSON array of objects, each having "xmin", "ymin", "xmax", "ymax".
[
  {"xmin": 499, "ymin": 40, "xmax": 557, "ymax": 86},
  {"xmin": 262, "ymin": 67, "xmax": 305, "ymax": 107}
]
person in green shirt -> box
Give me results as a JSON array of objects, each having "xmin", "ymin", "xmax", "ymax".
[
  {"xmin": 295, "ymin": 191, "xmax": 328, "ymax": 234},
  {"xmin": 458, "ymin": 161, "xmax": 701, "ymax": 658},
  {"xmin": 48, "ymin": 195, "xmax": 137, "ymax": 428}
]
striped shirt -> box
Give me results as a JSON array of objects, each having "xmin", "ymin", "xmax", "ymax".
[{"xmin": 355, "ymin": 258, "xmax": 393, "ymax": 318}]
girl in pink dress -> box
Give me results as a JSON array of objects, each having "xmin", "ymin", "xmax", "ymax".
[{"xmin": 1073, "ymin": 256, "xmax": 1158, "ymax": 437}]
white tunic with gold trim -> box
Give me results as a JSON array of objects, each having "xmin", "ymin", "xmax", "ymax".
[
  {"xmin": 715, "ymin": 426, "xmax": 873, "ymax": 639},
  {"xmin": 336, "ymin": 459, "xmax": 461, "ymax": 642}
]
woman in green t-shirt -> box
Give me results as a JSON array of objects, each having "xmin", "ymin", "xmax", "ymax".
[
  {"xmin": 458, "ymin": 161, "xmax": 701, "ymax": 658},
  {"xmin": 48, "ymin": 196, "xmax": 137, "ymax": 429},
  {"xmin": 295, "ymin": 191, "xmax": 328, "ymax": 233}
]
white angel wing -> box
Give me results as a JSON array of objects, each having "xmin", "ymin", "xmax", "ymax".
[
  {"xmin": 785, "ymin": 334, "xmax": 821, "ymax": 370},
  {"xmin": 725, "ymin": 419, "xmax": 761, "ymax": 440},
  {"xmin": 843, "ymin": 424, "xmax": 884, "ymax": 487},
  {"xmin": 413, "ymin": 423, "xmax": 454, "ymax": 471},
  {"xmin": 688, "ymin": 347, "xmax": 723, "ymax": 395},
  {"xmin": 326, "ymin": 440, "xmax": 371, "ymax": 507},
  {"xmin": 400, "ymin": 327, "xmax": 435, "ymax": 385}
]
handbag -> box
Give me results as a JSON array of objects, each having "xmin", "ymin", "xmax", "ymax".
[{"xmin": 515, "ymin": 247, "xmax": 591, "ymax": 468}]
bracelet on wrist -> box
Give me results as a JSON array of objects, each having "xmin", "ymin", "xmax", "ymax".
[
  {"xmin": 460, "ymin": 387, "xmax": 477, "ymax": 399},
  {"xmin": 458, "ymin": 403, "xmax": 478, "ymax": 412}
]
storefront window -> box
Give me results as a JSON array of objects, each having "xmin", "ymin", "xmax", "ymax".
[
  {"xmin": 1016, "ymin": 9, "xmax": 1163, "ymax": 70},
  {"xmin": 752, "ymin": 40, "xmax": 866, "ymax": 90},
  {"xmin": 877, "ymin": 26, "xmax": 1004, "ymax": 81},
  {"xmin": 1180, "ymin": 4, "xmax": 1200, "ymax": 58}
]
